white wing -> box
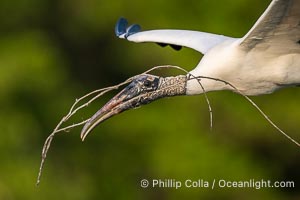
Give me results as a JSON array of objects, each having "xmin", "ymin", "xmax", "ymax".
[
  {"xmin": 126, "ymin": 30, "xmax": 232, "ymax": 54},
  {"xmin": 240, "ymin": 0, "xmax": 300, "ymax": 53},
  {"xmin": 115, "ymin": 18, "xmax": 233, "ymax": 54}
]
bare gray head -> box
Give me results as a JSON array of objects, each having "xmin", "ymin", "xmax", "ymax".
[{"xmin": 80, "ymin": 74, "xmax": 187, "ymax": 141}]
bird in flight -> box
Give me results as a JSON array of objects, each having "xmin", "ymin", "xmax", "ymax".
[{"xmin": 80, "ymin": 0, "xmax": 300, "ymax": 141}]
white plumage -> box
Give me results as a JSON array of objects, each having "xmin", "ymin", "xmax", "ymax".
[{"xmin": 117, "ymin": 0, "xmax": 300, "ymax": 96}]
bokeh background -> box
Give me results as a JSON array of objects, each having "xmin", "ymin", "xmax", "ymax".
[{"xmin": 0, "ymin": 0, "xmax": 299, "ymax": 199}]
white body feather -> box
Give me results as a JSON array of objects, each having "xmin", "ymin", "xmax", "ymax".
[{"xmin": 119, "ymin": 0, "xmax": 300, "ymax": 96}]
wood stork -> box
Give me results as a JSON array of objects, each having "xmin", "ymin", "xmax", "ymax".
[{"xmin": 81, "ymin": 0, "xmax": 300, "ymax": 141}]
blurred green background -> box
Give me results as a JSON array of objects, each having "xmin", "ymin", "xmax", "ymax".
[{"xmin": 0, "ymin": 0, "xmax": 299, "ymax": 199}]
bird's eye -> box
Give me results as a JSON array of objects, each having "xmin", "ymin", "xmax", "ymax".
[{"xmin": 143, "ymin": 80, "xmax": 151, "ymax": 87}]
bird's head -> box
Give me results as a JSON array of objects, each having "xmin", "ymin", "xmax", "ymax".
[{"xmin": 80, "ymin": 74, "xmax": 187, "ymax": 141}]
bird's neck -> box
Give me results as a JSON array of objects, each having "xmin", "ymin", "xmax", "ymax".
[
  {"xmin": 158, "ymin": 75, "xmax": 187, "ymax": 96},
  {"xmin": 158, "ymin": 74, "xmax": 232, "ymax": 96}
]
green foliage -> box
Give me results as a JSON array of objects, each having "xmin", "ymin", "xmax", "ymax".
[{"xmin": 0, "ymin": 0, "xmax": 299, "ymax": 199}]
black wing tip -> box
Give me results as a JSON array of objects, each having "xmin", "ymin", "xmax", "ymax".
[
  {"xmin": 170, "ymin": 44, "xmax": 182, "ymax": 51},
  {"xmin": 115, "ymin": 17, "xmax": 141, "ymax": 38},
  {"xmin": 156, "ymin": 43, "xmax": 183, "ymax": 51}
]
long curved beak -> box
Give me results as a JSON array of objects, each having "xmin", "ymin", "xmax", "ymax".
[
  {"xmin": 80, "ymin": 85, "xmax": 140, "ymax": 141},
  {"xmin": 80, "ymin": 74, "xmax": 186, "ymax": 141}
]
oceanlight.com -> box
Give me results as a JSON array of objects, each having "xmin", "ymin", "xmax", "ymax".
[{"xmin": 140, "ymin": 179, "xmax": 295, "ymax": 190}]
